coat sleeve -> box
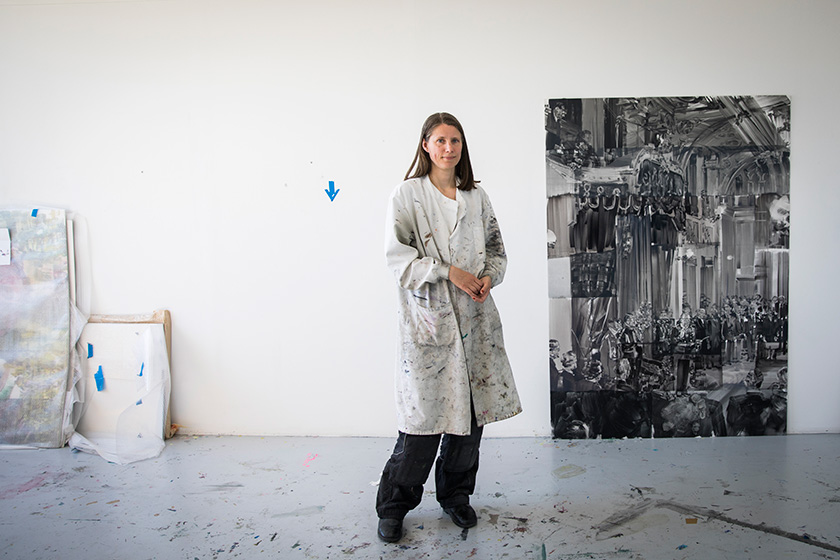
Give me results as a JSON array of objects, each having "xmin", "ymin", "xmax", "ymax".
[
  {"xmin": 385, "ymin": 187, "xmax": 450, "ymax": 290},
  {"xmin": 478, "ymin": 188, "xmax": 507, "ymax": 287}
]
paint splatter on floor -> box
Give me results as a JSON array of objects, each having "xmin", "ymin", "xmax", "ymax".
[{"xmin": 1, "ymin": 435, "xmax": 838, "ymax": 559}]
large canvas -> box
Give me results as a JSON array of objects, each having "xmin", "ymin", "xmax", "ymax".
[
  {"xmin": 0, "ymin": 209, "xmax": 72, "ymax": 447},
  {"xmin": 546, "ymin": 96, "xmax": 790, "ymax": 438}
]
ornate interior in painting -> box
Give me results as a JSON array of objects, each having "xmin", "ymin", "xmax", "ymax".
[{"xmin": 546, "ymin": 96, "xmax": 790, "ymax": 439}]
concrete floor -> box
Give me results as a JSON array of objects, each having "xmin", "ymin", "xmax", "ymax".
[{"xmin": 1, "ymin": 434, "xmax": 839, "ymax": 560}]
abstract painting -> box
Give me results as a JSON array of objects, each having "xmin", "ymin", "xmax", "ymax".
[
  {"xmin": 0, "ymin": 209, "xmax": 72, "ymax": 447},
  {"xmin": 546, "ymin": 96, "xmax": 790, "ymax": 438}
]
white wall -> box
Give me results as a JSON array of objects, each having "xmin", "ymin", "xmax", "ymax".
[{"xmin": 1, "ymin": 0, "xmax": 838, "ymax": 437}]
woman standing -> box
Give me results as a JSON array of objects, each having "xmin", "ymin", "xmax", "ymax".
[{"xmin": 376, "ymin": 112, "xmax": 522, "ymax": 543}]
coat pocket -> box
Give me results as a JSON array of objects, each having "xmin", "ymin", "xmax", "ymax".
[{"xmin": 404, "ymin": 301, "xmax": 458, "ymax": 347}]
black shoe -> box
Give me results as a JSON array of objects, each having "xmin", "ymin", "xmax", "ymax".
[
  {"xmin": 443, "ymin": 504, "xmax": 477, "ymax": 528},
  {"xmin": 377, "ymin": 518, "xmax": 403, "ymax": 543}
]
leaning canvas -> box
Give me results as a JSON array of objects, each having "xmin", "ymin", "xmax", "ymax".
[
  {"xmin": 0, "ymin": 209, "xmax": 74, "ymax": 447},
  {"xmin": 70, "ymin": 322, "xmax": 171, "ymax": 464},
  {"xmin": 546, "ymin": 96, "xmax": 790, "ymax": 438}
]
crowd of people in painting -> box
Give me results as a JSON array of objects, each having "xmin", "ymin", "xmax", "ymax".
[
  {"xmin": 550, "ymin": 294, "xmax": 789, "ymax": 439},
  {"xmin": 551, "ymin": 294, "xmax": 788, "ymax": 395},
  {"xmin": 654, "ymin": 293, "xmax": 789, "ymax": 366}
]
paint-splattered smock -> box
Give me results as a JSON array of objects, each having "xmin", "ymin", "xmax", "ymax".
[{"xmin": 385, "ymin": 176, "xmax": 522, "ymax": 436}]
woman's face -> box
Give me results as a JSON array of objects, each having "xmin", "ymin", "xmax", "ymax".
[{"xmin": 423, "ymin": 124, "xmax": 462, "ymax": 172}]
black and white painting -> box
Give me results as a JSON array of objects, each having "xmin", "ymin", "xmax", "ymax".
[{"xmin": 546, "ymin": 96, "xmax": 790, "ymax": 438}]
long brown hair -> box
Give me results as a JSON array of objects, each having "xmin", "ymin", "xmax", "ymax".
[{"xmin": 404, "ymin": 112, "xmax": 479, "ymax": 191}]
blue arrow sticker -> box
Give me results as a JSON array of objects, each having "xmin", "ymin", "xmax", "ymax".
[
  {"xmin": 94, "ymin": 366, "xmax": 105, "ymax": 391},
  {"xmin": 325, "ymin": 180, "xmax": 340, "ymax": 201}
]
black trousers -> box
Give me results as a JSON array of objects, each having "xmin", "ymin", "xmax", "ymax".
[{"xmin": 375, "ymin": 410, "xmax": 483, "ymax": 520}]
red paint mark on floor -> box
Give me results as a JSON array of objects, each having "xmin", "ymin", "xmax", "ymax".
[{"xmin": 0, "ymin": 475, "xmax": 47, "ymax": 499}]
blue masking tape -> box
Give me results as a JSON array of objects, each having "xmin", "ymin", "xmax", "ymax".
[
  {"xmin": 94, "ymin": 366, "xmax": 105, "ymax": 391},
  {"xmin": 31, "ymin": 209, "xmax": 38, "ymax": 217},
  {"xmin": 136, "ymin": 399, "xmax": 143, "ymax": 406},
  {"xmin": 87, "ymin": 343, "xmax": 93, "ymax": 358},
  {"xmin": 139, "ymin": 362, "xmax": 144, "ymax": 377}
]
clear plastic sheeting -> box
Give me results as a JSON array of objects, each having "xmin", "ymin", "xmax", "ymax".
[
  {"xmin": 0, "ymin": 208, "xmax": 79, "ymax": 448},
  {"xmin": 70, "ymin": 322, "xmax": 171, "ymax": 464}
]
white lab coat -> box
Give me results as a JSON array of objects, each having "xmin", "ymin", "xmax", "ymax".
[{"xmin": 385, "ymin": 176, "xmax": 522, "ymax": 435}]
